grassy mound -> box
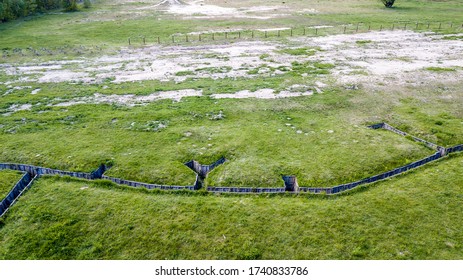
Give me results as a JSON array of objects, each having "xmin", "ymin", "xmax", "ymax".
[{"xmin": 1, "ymin": 154, "xmax": 462, "ymax": 259}]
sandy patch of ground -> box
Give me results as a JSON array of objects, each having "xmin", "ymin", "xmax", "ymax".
[
  {"xmin": 1, "ymin": 31, "xmax": 462, "ymax": 102},
  {"xmin": 138, "ymin": 0, "xmax": 291, "ymax": 20},
  {"xmin": 211, "ymin": 88, "xmax": 313, "ymax": 99},
  {"xmin": 53, "ymin": 89, "xmax": 203, "ymax": 107},
  {"xmin": 2, "ymin": 104, "xmax": 32, "ymax": 116},
  {"xmin": 290, "ymin": 31, "xmax": 463, "ymax": 89}
]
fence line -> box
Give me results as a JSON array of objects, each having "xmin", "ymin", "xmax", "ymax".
[
  {"xmin": 101, "ymin": 175, "xmax": 195, "ymax": 191},
  {"xmin": 127, "ymin": 21, "xmax": 463, "ymax": 46},
  {"xmin": 0, "ymin": 173, "xmax": 37, "ymax": 218},
  {"xmin": 371, "ymin": 123, "xmax": 445, "ymax": 152}
]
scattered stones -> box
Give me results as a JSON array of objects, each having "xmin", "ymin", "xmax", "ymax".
[
  {"xmin": 208, "ymin": 110, "xmax": 225, "ymax": 120},
  {"xmin": 31, "ymin": 88, "xmax": 41, "ymax": 95}
]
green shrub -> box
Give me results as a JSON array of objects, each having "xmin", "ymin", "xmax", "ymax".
[{"xmin": 83, "ymin": 0, "xmax": 91, "ymax": 9}]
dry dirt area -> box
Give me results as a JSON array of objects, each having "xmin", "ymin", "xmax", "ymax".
[
  {"xmin": 130, "ymin": 0, "xmax": 303, "ymax": 20},
  {"xmin": 1, "ymin": 30, "xmax": 462, "ymax": 112},
  {"xmin": 2, "ymin": 31, "xmax": 462, "ymax": 85}
]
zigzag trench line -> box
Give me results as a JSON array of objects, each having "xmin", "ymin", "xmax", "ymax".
[{"xmin": 1, "ymin": 123, "xmax": 462, "ymax": 217}]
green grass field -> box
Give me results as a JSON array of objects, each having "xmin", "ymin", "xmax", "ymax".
[
  {"xmin": 1, "ymin": 0, "xmax": 463, "ymax": 259},
  {"xmin": 1, "ymin": 154, "xmax": 462, "ymax": 259},
  {"xmin": 0, "ymin": 170, "xmax": 23, "ymax": 199}
]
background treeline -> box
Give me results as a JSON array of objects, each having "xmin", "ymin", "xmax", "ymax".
[{"xmin": 0, "ymin": 0, "xmax": 91, "ymax": 22}]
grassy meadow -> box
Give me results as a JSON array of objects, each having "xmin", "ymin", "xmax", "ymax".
[
  {"xmin": 1, "ymin": 0, "xmax": 463, "ymax": 259},
  {"xmin": 1, "ymin": 154, "xmax": 462, "ymax": 259},
  {"xmin": 0, "ymin": 170, "xmax": 23, "ymax": 199}
]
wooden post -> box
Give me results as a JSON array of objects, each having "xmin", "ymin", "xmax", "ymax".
[
  {"xmin": 157, "ymin": 36, "xmax": 160, "ymax": 44},
  {"xmin": 290, "ymin": 29, "xmax": 293, "ymax": 36},
  {"xmin": 380, "ymin": 24, "xmax": 383, "ymax": 31},
  {"xmin": 439, "ymin": 22, "xmax": 442, "ymax": 29},
  {"xmin": 186, "ymin": 34, "xmax": 188, "ymax": 42},
  {"xmin": 238, "ymin": 32, "xmax": 241, "ymax": 39},
  {"xmin": 128, "ymin": 38, "xmax": 131, "ymax": 45},
  {"xmin": 278, "ymin": 30, "xmax": 280, "ymax": 37},
  {"xmin": 315, "ymin": 28, "xmax": 318, "ymax": 35},
  {"xmin": 303, "ymin": 27, "xmax": 306, "ymax": 35},
  {"xmin": 212, "ymin": 33, "xmax": 215, "ymax": 40},
  {"xmin": 368, "ymin": 24, "xmax": 371, "ymax": 31}
]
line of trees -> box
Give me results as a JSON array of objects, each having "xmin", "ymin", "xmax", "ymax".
[{"xmin": 0, "ymin": 0, "xmax": 90, "ymax": 22}]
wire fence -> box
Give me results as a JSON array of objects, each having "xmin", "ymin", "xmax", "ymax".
[{"xmin": 127, "ymin": 21, "xmax": 463, "ymax": 46}]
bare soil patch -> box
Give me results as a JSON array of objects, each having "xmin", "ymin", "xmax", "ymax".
[{"xmin": 2, "ymin": 31, "xmax": 462, "ymax": 105}]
